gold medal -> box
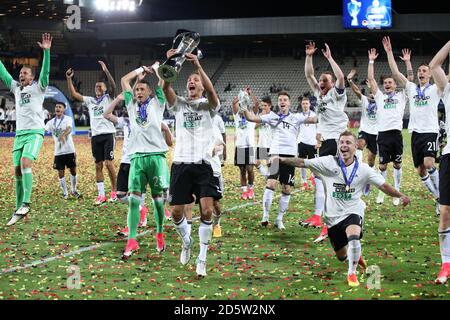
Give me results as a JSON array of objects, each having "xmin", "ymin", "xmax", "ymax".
[{"xmin": 345, "ymin": 185, "xmax": 350, "ymax": 192}]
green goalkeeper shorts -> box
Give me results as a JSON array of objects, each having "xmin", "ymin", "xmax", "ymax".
[
  {"xmin": 128, "ymin": 153, "xmax": 170, "ymax": 196},
  {"xmin": 13, "ymin": 132, "xmax": 44, "ymax": 166}
]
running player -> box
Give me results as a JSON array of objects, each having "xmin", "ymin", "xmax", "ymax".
[
  {"xmin": 117, "ymin": 63, "xmax": 169, "ymax": 258},
  {"xmin": 45, "ymin": 102, "xmax": 81, "ymax": 200},
  {"xmin": 66, "ymin": 61, "xmax": 118, "ymax": 205},
  {"xmin": 347, "ymin": 69, "xmax": 378, "ymax": 196},
  {"xmin": 242, "ymin": 91, "xmax": 316, "ymax": 230},
  {"xmin": 368, "ymin": 44, "xmax": 406, "ymax": 206},
  {"xmin": 429, "ymin": 40, "xmax": 450, "ymax": 283},
  {"xmin": 163, "ymin": 50, "xmax": 221, "ymax": 278},
  {"xmin": 0, "ymin": 33, "xmax": 52, "ymax": 226},
  {"xmin": 274, "ymin": 130, "xmax": 410, "ymax": 287},
  {"xmin": 304, "ymin": 42, "xmax": 349, "ymax": 242},
  {"xmin": 232, "ymin": 87, "xmax": 259, "ymax": 200},
  {"xmin": 384, "ymin": 36, "xmax": 440, "ymax": 214}
]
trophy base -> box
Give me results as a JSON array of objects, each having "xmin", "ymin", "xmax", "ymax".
[{"xmin": 158, "ymin": 65, "xmax": 178, "ymax": 83}]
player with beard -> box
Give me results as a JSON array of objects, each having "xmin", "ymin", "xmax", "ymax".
[
  {"xmin": 242, "ymin": 91, "xmax": 316, "ymax": 230},
  {"xmin": 367, "ymin": 45, "xmax": 406, "ymax": 207},
  {"xmin": 304, "ymin": 42, "xmax": 349, "ymax": 242},
  {"xmin": 66, "ymin": 61, "xmax": 118, "ymax": 205},
  {"xmin": 429, "ymin": 40, "xmax": 450, "ymax": 283},
  {"xmin": 1, "ymin": 33, "xmax": 52, "ymax": 226},
  {"xmin": 163, "ymin": 50, "xmax": 221, "ymax": 278},
  {"xmin": 384, "ymin": 36, "xmax": 441, "ymax": 215},
  {"xmin": 274, "ymin": 131, "xmax": 410, "ymax": 287}
]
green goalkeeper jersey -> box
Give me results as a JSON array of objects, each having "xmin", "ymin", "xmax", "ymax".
[{"xmin": 0, "ymin": 49, "xmax": 50, "ymax": 135}]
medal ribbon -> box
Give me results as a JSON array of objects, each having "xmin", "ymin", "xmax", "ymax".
[
  {"xmin": 137, "ymin": 97, "xmax": 151, "ymax": 122},
  {"xmin": 416, "ymin": 83, "xmax": 431, "ymax": 99},
  {"xmin": 338, "ymin": 156, "xmax": 359, "ymax": 192}
]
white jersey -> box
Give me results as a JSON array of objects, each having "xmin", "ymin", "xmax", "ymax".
[
  {"xmin": 210, "ymin": 126, "xmax": 225, "ymax": 177},
  {"xmin": 45, "ymin": 115, "xmax": 76, "ymax": 156},
  {"xmin": 124, "ymin": 89, "xmax": 168, "ymax": 157},
  {"xmin": 442, "ymin": 83, "xmax": 450, "ymax": 155},
  {"xmin": 258, "ymin": 117, "xmax": 272, "ymax": 148},
  {"xmin": 10, "ymin": 80, "xmax": 46, "ymax": 132},
  {"xmin": 260, "ymin": 111, "xmax": 306, "ymax": 156},
  {"xmin": 374, "ymin": 90, "xmax": 406, "ymax": 132},
  {"xmin": 405, "ymin": 81, "xmax": 439, "ymax": 134},
  {"xmin": 234, "ymin": 111, "xmax": 256, "ymax": 148},
  {"xmin": 314, "ymin": 87, "xmax": 348, "ymax": 140},
  {"xmin": 0, "ymin": 108, "xmax": 4, "ymax": 121},
  {"xmin": 359, "ymin": 96, "xmax": 378, "ymax": 135},
  {"xmin": 116, "ymin": 117, "xmax": 131, "ymax": 164},
  {"xmin": 83, "ymin": 94, "xmax": 116, "ymax": 137},
  {"xmin": 297, "ymin": 110, "xmax": 317, "ymax": 146},
  {"xmin": 169, "ymin": 96, "xmax": 220, "ymax": 163},
  {"xmin": 213, "ymin": 114, "xmax": 226, "ymax": 135},
  {"xmin": 304, "ymin": 155, "xmax": 385, "ymax": 228}
]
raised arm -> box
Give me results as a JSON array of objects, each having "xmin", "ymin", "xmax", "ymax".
[
  {"xmin": 66, "ymin": 68, "xmax": 84, "ymax": 102},
  {"xmin": 247, "ymin": 87, "xmax": 260, "ymax": 114},
  {"xmin": 162, "ymin": 50, "xmax": 178, "ymax": 107},
  {"xmin": 99, "ymin": 61, "xmax": 116, "ymax": 97},
  {"xmin": 232, "ymin": 96, "xmax": 239, "ymax": 114},
  {"xmin": 0, "ymin": 60, "xmax": 14, "ymax": 89},
  {"xmin": 305, "ymin": 41, "xmax": 319, "ymax": 92},
  {"xmin": 161, "ymin": 121, "xmax": 174, "ymax": 147},
  {"xmin": 382, "ymin": 36, "xmax": 408, "ymax": 88},
  {"xmin": 37, "ymin": 33, "xmax": 52, "ymax": 89},
  {"xmin": 378, "ymin": 183, "xmax": 410, "ymax": 207},
  {"xmin": 185, "ymin": 53, "xmax": 219, "ymax": 109},
  {"xmin": 121, "ymin": 65, "xmax": 151, "ymax": 93},
  {"xmin": 275, "ymin": 155, "xmax": 306, "ymax": 168},
  {"xmin": 103, "ymin": 94, "xmax": 124, "ymax": 125},
  {"xmin": 242, "ymin": 108, "xmax": 262, "ymax": 124},
  {"xmin": 399, "ymin": 49, "xmax": 414, "ymax": 82},
  {"xmin": 322, "ymin": 43, "xmax": 345, "ymax": 89},
  {"xmin": 347, "ymin": 69, "xmax": 362, "ymax": 99},
  {"xmin": 367, "ymin": 48, "xmax": 379, "ymax": 95},
  {"xmin": 429, "ymin": 40, "xmax": 450, "ymax": 93}
]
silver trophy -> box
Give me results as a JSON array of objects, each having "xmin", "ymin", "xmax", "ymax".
[
  {"xmin": 158, "ymin": 30, "xmax": 201, "ymax": 83},
  {"xmin": 238, "ymin": 90, "xmax": 251, "ymax": 112},
  {"xmin": 347, "ymin": 0, "xmax": 361, "ymax": 26}
]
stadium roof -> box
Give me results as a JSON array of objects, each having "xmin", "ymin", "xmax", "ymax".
[{"xmin": 0, "ymin": 0, "xmax": 449, "ymax": 22}]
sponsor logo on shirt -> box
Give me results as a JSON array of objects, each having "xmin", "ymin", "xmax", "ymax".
[
  {"xmin": 183, "ymin": 112, "xmax": 203, "ymax": 129},
  {"xmin": 92, "ymin": 105, "xmax": 104, "ymax": 117},
  {"xmin": 20, "ymin": 92, "xmax": 31, "ymax": 106},
  {"xmin": 383, "ymin": 98, "xmax": 399, "ymax": 109},
  {"xmin": 332, "ymin": 182, "xmax": 354, "ymax": 200},
  {"xmin": 412, "ymin": 95, "xmax": 430, "ymax": 107}
]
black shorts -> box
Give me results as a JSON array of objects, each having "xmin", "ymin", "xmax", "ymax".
[
  {"xmin": 298, "ymin": 142, "xmax": 317, "ymax": 159},
  {"xmin": 377, "ymin": 130, "xmax": 403, "ymax": 165},
  {"xmin": 439, "ymin": 154, "xmax": 450, "ymax": 206},
  {"xmin": 256, "ymin": 147, "xmax": 270, "ymax": 160},
  {"xmin": 91, "ymin": 133, "xmax": 115, "ymax": 163},
  {"xmin": 169, "ymin": 163, "xmax": 221, "ymax": 205},
  {"xmin": 268, "ymin": 154, "xmax": 295, "ymax": 186},
  {"xmin": 358, "ymin": 131, "xmax": 378, "ymax": 155},
  {"xmin": 117, "ymin": 163, "xmax": 130, "ymax": 193},
  {"xmin": 53, "ymin": 153, "xmax": 77, "ymax": 171},
  {"xmin": 319, "ymin": 139, "xmax": 338, "ymax": 157},
  {"xmin": 234, "ymin": 147, "xmax": 256, "ymax": 166},
  {"xmin": 411, "ymin": 131, "xmax": 438, "ymax": 168},
  {"xmin": 328, "ymin": 214, "xmax": 364, "ymax": 252}
]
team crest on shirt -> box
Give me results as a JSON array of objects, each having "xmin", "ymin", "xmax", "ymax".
[{"xmin": 183, "ymin": 112, "xmax": 202, "ymax": 129}]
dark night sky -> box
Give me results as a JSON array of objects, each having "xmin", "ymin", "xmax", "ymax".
[{"xmin": 137, "ymin": 0, "xmax": 450, "ymax": 21}]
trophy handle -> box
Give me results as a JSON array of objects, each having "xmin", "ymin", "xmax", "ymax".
[{"xmin": 171, "ymin": 32, "xmax": 189, "ymax": 49}]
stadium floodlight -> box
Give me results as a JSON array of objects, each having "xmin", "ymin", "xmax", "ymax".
[{"xmin": 94, "ymin": 0, "xmax": 142, "ymax": 12}]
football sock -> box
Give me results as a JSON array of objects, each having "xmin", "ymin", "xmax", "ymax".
[
  {"xmin": 301, "ymin": 168, "xmax": 307, "ymax": 184},
  {"xmin": 314, "ymin": 177, "xmax": 325, "ymax": 216},
  {"xmin": 96, "ymin": 181, "xmax": 105, "ymax": 197},
  {"xmin": 439, "ymin": 227, "xmax": 450, "ymax": 264},
  {"xmin": 394, "ymin": 167, "xmax": 402, "ymax": 191},
  {"xmin": 199, "ymin": 220, "xmax": 212, "ymax": 261},
  {"xmin": 212, "ymin": 212, "xmax": 221, "ymax": 226},
  {"xmin": 152, "ymin": 196, "xmax": 165, "ymax": 233},
  {"xmin": 141, "ymin": 193, "xmax": 146, "ymax": 207},
  {"xmin": 59, "ymin": 177, "xmax": 68, "ymax": 196},
  {"xmin": 70, "ymin": 175, "xmax": 77, "ymax": 193},
  {"xmin": 263, "ymin": 187, "xmax": 274, "ymax": 218},
  {"xmin": 21, "ymin": 168, "xmax": 33, "ymax": 204},
  {"xmin": 174, "ymin": 217, "xmax": 191, "ymax": 246},
  {"xmin": 127, "ymin": 194, "xmax": 141, "ymax": 239},
  {"xmin": 428, "ymin": 167, "xmax": 440, "ymax": 197},
  {"xmin": 347, "ymin": 236, "xmax": 362, "ymax": 275},
  {"xmin": 15, "ymin": 176, "xmax": 23, "ymax": 210},
  {"xmin": 277, "ymin": 192, "xmax": 291, "ymax": 221},
  {"xmin": 421, "ymin": 174, "xmax": 439, "ymax": 198}
]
